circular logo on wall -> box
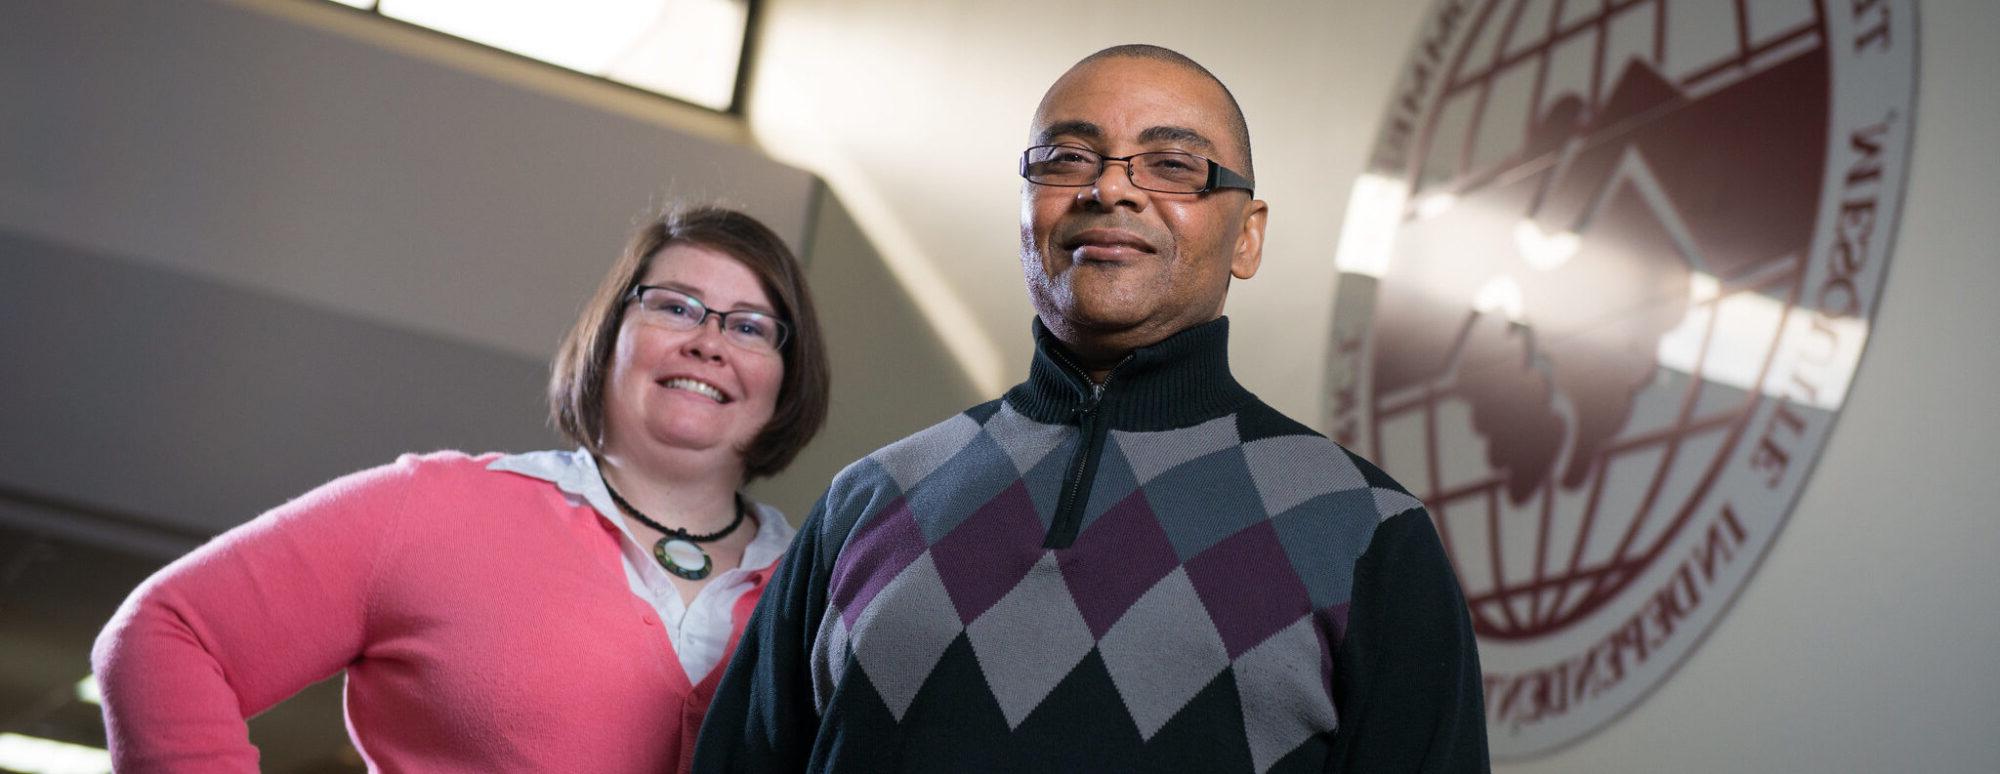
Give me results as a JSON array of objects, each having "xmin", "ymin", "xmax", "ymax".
[{"xmin": 1324, "ymin": 0, "xmax": 1916, "ymax": 758}]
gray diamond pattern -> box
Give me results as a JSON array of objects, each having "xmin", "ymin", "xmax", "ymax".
[
  {"xmin": 1233, "ymin": 617, "xmax": 1338, "ymax": 773},
  {"xmin": 987, "ymin": 403, "xmax": 1073, "ymax": 475},
  {"xmin": 848, "ymin": 552, "xmax": 963, "ymax": 720},
  {"xmin": 1112, "ymin": 414, "xmax": 1241, "ymax": 484},
  {"xmin": 1243, "ymin": 434, "xmax": 1367, "ymax": 516},
  {"xmin": 830, "ymin": 406, "xmax": 1397, "ymax": 761},
  {"xmin": 1372, "ymin": 487, "xmax": 1425, "ymax": 518},
  {"xmin": 906, "ymin": 431, "xmax": 1027, "ymax": 543},
  {"xmin": 1096, "ymin": 567, "xmax": 1233, "ymax": 739},
  {"xmin": 1142, "ymin": 447, "xmax": 1270, "ymax": 560},
  {"xmin": 872, "ymin": 413, "xmax": 982, "ymax": 491},
  {"xmin": 966, "ymin": 552, "xmax": 1097, "ymax": 728}
]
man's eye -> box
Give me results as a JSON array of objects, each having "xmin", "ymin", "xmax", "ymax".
[{"xmin": 1041, "ymin": 144, "xmax": 1097, "ymax": 160}]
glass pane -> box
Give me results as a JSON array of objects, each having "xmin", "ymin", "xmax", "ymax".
[
  {"xmin": 377, "ymin": 0, "xmax": 747, "ymax": 110},
  {"xmin": 601, "ymin": 0, "xmax": 747, "ymax": 111}
]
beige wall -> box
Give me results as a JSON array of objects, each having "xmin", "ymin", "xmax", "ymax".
[{"xmin": 748, "ymin": 189, "xmax": 985, "ymax": 517}]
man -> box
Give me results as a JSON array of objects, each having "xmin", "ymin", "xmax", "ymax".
[{"xmin": 696, "ymin": 45, "xmax": 1488, "ymax": 772}]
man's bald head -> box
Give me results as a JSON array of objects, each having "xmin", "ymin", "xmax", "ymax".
[
  {"xmin": 1020, "ymin": 44, "xmax": 1269, "ymax": 372},
  {"xmin": 1061, "ymin": 44, "xmax": 1253, "ymax": 182}
]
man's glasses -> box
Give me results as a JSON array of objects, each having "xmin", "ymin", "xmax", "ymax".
[
  {"xmin": 1020, "ymin": 144, "xmax": 1255, "ymax": 195},
  {"xmin": 625, "ymin": 286, "xmax": 790, "ymax": 353}
]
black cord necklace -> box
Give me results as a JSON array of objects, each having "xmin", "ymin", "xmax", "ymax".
[{"xmin": 598, "ymin": 471, "xmax": 747, "ymax": 581}]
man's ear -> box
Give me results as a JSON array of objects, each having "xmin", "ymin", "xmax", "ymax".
[{"xmin": 1231, "ymin": 199, "xmax": 1268, "ymax": 280}]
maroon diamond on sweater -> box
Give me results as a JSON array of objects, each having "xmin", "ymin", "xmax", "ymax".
[
  {"xmin": 930, "ymin": 482, "xmax": 1049, "ymax": 623},
  {"xmin": 1057, "ymin": 488, "xmax": 1181, "ymax": 639},
  {"xmin": 1185, "ymin": 520, "xmax": 1314, "ymax": 659},
  {"xmin": 830, "ymin": 496, "xmax": 928, "ymax": 627}
]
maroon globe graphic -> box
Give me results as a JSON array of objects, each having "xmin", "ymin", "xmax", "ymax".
[
  {"xmin": 1355, "ymin": 0, "xmax": 1831, "ymax": 641},
  {"xmin": 1329, "ymin": 0, "xmax": 1914, "ymax": 755}
]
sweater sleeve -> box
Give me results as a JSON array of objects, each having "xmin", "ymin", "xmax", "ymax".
[
  {"xmin": 91, "ymin": 456, "xmax": 422, "ymax": 771},
  {"xmin": 1327, "ymin": 508, "xmax": 1490, "ymax": 773},
  {"xmin": 694, "ymin": 492, "xmax": 835, "ymax": 771}
]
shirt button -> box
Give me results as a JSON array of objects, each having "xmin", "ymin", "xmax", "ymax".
[{"xmin": 642, "ymin": 613, "xmax": 658, "ymax": 626}]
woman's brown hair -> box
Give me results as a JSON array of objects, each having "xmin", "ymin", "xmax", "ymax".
[{"xmin": 549, "ymin": 205, "xmax": 830, "ymax": 481}]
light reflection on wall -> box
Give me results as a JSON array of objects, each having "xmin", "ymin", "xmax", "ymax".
[
  {"xmin": 1655, "ymin": 272, "xmax": 1866, "ymax": 410},
  {"xmin": 1331, "ymin": 173, "xmax": 1408, "ymax": 279},
  {"xmin": 1332, "ymin": 173, "xmax": 1865, "ymax": 411}
]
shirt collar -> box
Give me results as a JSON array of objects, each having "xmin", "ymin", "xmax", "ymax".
[
  {"xmin": 487, "ymin": 448, "xmax": 796, "ymax": 571},
  {"xmin": 1003, "ymin": 315, "xmax": 1254, "ymax": 431}
]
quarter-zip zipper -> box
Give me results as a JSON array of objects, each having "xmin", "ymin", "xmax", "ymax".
[{"xmin": 1043, "ymin": 350, "xmax": 1128, "ymax": 549}]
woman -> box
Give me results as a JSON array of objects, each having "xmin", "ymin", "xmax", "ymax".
[{"xmin": 92, "ymin": 205, "xmax": 831, "ymax": 772}]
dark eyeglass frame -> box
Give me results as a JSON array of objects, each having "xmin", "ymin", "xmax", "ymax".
[
  {"xmin": 1019, "ymin": 144, "xmax": 1256, "ymax": 195},
  {"xmin": 624, "ymin": 284, "xmax": 792, "ymax": 351}
]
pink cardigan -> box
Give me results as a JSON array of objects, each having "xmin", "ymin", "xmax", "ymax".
[{"xmin": 92, "ymin": 451, "xmax": 775, "ymax": 772}]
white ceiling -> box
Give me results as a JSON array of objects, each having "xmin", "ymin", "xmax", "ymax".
[{"xmin": 745, "ymin": 1, "xmax": 1434, "ymax": 422}]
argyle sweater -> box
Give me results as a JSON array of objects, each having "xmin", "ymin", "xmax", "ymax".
[{"xmin": 697, "ymin": 317, "xmax": 1487, "ymax": 772}]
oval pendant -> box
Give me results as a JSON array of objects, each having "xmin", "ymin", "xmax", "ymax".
[{"xmin": 654, "ymin": 537, "xmax": 713, "ymax": 581}]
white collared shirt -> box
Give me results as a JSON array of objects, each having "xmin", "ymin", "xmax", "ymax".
[{"xmin": 488, "ymin": 449, "xmax": 796, "ymax": 684}]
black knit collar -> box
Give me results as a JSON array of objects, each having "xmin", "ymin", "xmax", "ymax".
[{"xmin": 1003, "ymin": 316, "xmax": 1255, "ymax": 431}]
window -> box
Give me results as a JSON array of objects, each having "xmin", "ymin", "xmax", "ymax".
[{"xmin": 327, "ymin": 0, "xmax": 753, "ymax": 112}]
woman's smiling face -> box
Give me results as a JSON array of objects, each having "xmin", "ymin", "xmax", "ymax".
[{"xmin": 601, "ymin": 243, "xmax": 785, "ymax": 473}]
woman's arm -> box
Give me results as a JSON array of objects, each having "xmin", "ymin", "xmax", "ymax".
[{"xmin": 91, "ymin": 457, "xmax": 421, "ymax": 771}]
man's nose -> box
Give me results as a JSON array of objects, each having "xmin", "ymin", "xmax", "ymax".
[{"xmin": 1084, "ymin": 159, "xmax": 1147, "ymax": 209}]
